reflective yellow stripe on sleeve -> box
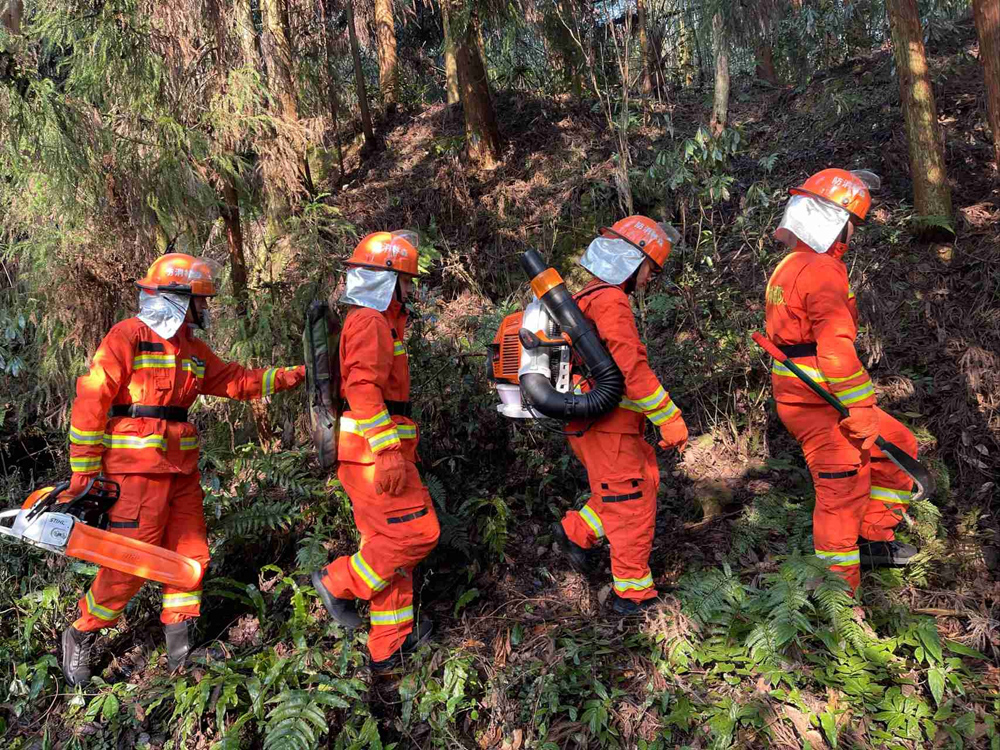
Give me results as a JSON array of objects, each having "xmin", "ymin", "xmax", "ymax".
[
  {"xmin": 71, "ymin": 456, "xmax": 103, "ymax": 473},
  {"xmin": 69, "ymin": 427, "xmax": 105, "ymax": 446},
  {"xmin": 261, "ymin": 368, "xmax": 279, "ymax": 397},
  {"xmin": 835, "ymin": 379, "xmax": 875, "ymax": 405},
  {"xmin": 368, "ymin": 428, "xmax": 401, "ymax": 453}
]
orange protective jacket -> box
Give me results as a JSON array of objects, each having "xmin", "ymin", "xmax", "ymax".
[
  {"xmin": 569, "ymin": 280, "xmax": 681, "ymax": 434},
  {"xmin": 69, "ymin": 317, "xmax": 304, "ymax": 479},
  {"xmin": 337, "ymin": 301, "xmax": 419, "ymax": 465},
  {"xmin": 765, "ymin": 244, "xmax": 876, "ymax": 409}
]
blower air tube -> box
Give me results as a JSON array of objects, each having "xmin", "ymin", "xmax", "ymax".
[{"xmin": 518, "ymin": 250, "xmax": 624, "ymax": 421}]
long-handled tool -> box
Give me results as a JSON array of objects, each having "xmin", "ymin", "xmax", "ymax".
[
  {"xmin": 752, "ymin": 332, "xmax": 934, "ymax": 503},
  {"xmin": 0, "ymin": 478, "xmax": 203, "ymax": 589}
]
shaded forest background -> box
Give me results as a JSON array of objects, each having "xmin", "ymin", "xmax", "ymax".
[{"xmin": 1, "ymin": 0, "xmax": 999, "ymax": 747}]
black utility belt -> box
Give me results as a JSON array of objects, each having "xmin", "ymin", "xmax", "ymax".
[
  {"xmin": 109, "ymin": 405, "xmax": 189, "ymax": 422},
  {"xmin": 778, "ymin": 342, "xmax": 818, "ymax": 358}
]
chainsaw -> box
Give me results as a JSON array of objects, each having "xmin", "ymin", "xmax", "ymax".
[{"xmin": 0, "ymin": 477, "xmax": 203, "ymax": 590}]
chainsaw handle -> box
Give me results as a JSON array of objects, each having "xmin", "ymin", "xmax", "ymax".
[{"xmin": 24, "ymin": 481, "xmax": 70, "ymax": 523}]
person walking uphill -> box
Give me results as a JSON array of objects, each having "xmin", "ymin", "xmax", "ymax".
[
  {"xmin": 552, "ymin": 216, "xmax": 689, "ymax": 616},
  {"xmin": 311, "ymin": 231, "xmax": 440, "ymax": 673},
  {"xmin": 62, "ymin": 253, "xmax": 306, "ymax": 686},
  {"xmin": 765, "ymin": 168, "xmax": 918, "ymax": 592}
]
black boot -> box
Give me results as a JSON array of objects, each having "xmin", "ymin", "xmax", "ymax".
[
  {"xmin": 311, "ymin": 571, "xmax": 362, "ymax": 630},
  {"xmin": 859, "ymin": 538, "xmax": 918, "ymax": 568},
  {"xmin": 371, "ymin": 619, "xmax": 434, "ymax": 674},
  {"xmin": 164, "ymin": 622, "xmax": 192, "ymax": 672},
  {"xmin": 61, "ymin": 625, "xmax": 97, "ymax": 687},
  {"xmin": 552, "ymin": 521, "xmax": 590, "ymax": 572},
  {"xmin": 610, "ymin": 594, "xmax": 659, "ymax": 617}
]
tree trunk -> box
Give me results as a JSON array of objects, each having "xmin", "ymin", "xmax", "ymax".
[
  {"xmin": 346, "ymin": 0, "xmax": 376, "ymax": 149},
  {"xmin": 973, "ymin": 0, "xmax": 1000, "ymax": 169},
  {"xmin": 709, "ymin": 13, "xmax": 729, "ymax": 134},
  {"xmin": 221, "ymin": 181, "xmax": 250, "ymax": 316},
  {"xmin": 755, "ymin": 41, "xmax": 779, "ymax": 85},
  {"xmin": 679, "ymin": 14, "xmax": 693, "ymax": 87},
  {"xmin": 637, "ymin": 0, "xmax": 652, "ymax": 95},
  {"xmin": 440, "ymin": 0, "xmax": 460, "ymax": 104},
  {"xmin": 886, "ymin": 0, "xmax": 953, "ymax": 224},
  {"xmin": 452, "ymin": 6, "xmax": 501, "ymax": 166},
  {"xmin": 261, "ymin": 0, "xmax": 298, "ymax": 120},
  {"xmin": 374, "ymin": 0, "xmax": 398, "ymax": 112},
  {"xmin": 2, "ymin": 0, "xmax": 22, "ymax": 33},
  {"xmin": 318, "ymin": 0, "xmax": 345, "ymax": 179}
]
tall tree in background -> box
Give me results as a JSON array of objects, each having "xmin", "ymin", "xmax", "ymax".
[
  {"xmin": 440, "ymin": 0, "xmax": 460, "ymax": 104},
  {"xmin": 885, "ymin": 0, "xmax": 953, "ymax": 224},
  {"xmin": 2, "ymin": 0, "xmax": 22, "ymax": 33},
  {"xmin": 205, "ymin": 0, "xmax": 250, "ymax": 314},
  {"xmin": 319, "ymin": 0, "xmax": 346, "ymax": 179},
  {"xmin": 972, "ymin": 0, "xmax": 1000, "ymax": 169},
  {"xmin": 374, "ymin": 0, "xmax": 399, "ymax": 111},
  {"xmin": 638, "ymin": 0, "xmax": 653, "ymax": 95},
  {"xmin": 346, "ymin": 0, "xmax": 377, "ymax": 150},
  {"xmin": 449, "ymin": 0, "xmax": 501, "ymax": 166},
  {"xmin": 710, "ymin": 12, "xmax": 729, "ymax": 133},
  {"xmin": 261, "ymin": 0, "xmax": 315, "ymax": 196}
]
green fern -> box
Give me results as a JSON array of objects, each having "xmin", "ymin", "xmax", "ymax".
[
  {"xmin": 218, "ymin": 500, "xmax": 297, "ymax": 539},
  {"xmin": 264, "ymin": 690, "xmax": 350, "ymax": 750},
  {"xmin": 424, "ymin": 473, "xmax": 448, "ymax": 511},
  {"xmin": 677, "ymin": 564, "xmax": 745, "ymax": 626}
]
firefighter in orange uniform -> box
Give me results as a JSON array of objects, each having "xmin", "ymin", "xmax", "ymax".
[
  {"xmin": 62, "ymin": 254, "xmax": 305, "ymax": 686},
  {"xmin": 311, "ymin": 231, "xmax": 440, "ymax": 672},
  {"xmin": 766, "ymin": 169, "xmax": 918, "ymax": 591},
  {"xmin": 552, "ymin": 217, "xmax": 689, "ymax": 616}
]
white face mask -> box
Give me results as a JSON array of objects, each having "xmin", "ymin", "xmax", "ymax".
[
  {"xmin": 137, "ymin": 290, "xmax": 190, "ymax": 340},
  {"xmin": 579, "ymin": 236, "xmax": 646, "ymax": 285},
  {"xmin": 340, "ymin": 267, "xmax": 399, "ymax": 312},
  {"xmin": 774, "ymin": 194, "xmax": 851, "ymax": 254}
]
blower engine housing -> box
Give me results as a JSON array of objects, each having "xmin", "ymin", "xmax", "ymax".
[
  {"xmin": 489, "ymin": 250, "xmax": 624, "ymax": 422},
  {"xmin": 490, "ymin": 300, "xmax": 572, "ymax": 419}
]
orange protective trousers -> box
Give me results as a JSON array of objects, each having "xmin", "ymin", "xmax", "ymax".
[
  {"xmin": 74, "ymin": 472, "xmax": 208, "ymax": 631},
  {"xmin": 560, "ymin": 432, "xmax": 660, "ymax": 602},
  {"xmin": 777, "ymin": 404, "xmax": 917, "ymax": 590},
  {"xmin": 320, "ymin": 462, "xmax": 440, "ymax": 662}
]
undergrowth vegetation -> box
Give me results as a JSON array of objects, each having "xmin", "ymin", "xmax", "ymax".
[{"xmin": 2, "ymin": 4, "xmax": 999, "ymax": 749}]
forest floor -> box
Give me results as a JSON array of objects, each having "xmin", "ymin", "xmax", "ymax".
[{"xmin": 2, "ymin": 16, "xmax": 1000, "ymax": 750}]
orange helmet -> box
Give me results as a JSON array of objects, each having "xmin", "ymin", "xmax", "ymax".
[
  {"xmin": 136, "ymin": 253, "xmax": 219, "ymax": 296},
  {"xmin": 345, "ymin": 232, "xmax": 420, "ymax": 277},
  {"xmin": 599, "ymin": 216, "xmax": 678, "ymax": 270},
  {"xmin": 789, "ymin": 169, "xmax": 880, "ymax": 223}
]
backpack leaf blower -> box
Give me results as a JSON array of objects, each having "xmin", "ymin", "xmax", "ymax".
[
  {"xmin": 303, "ymin": 300, "xmax": 342, "ymax": 470},
  {"xmin": 490, "ymin": 249, "xmax": 624, "ymax": 421},
  {"xmin": 0, "ymin": 477, "xmax": 203, "ymax": 590}
]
